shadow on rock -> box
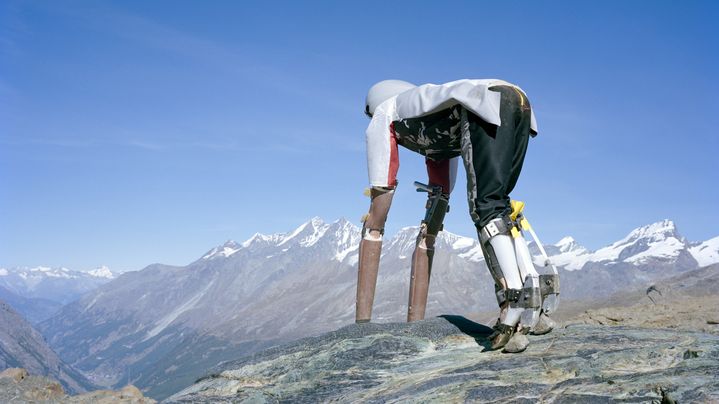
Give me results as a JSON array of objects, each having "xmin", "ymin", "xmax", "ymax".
[{"xmin": 439, "ymin": 314, "xmax": 493, "ymax": 350}]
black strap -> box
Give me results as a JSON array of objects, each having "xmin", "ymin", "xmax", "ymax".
[
  {"xmin": 362, "ymin": 227, "xmax": 385, "ymax": 237},
  {"xmin": 505, "ymin": 288, "xmax": 522, "ymax": 302}
]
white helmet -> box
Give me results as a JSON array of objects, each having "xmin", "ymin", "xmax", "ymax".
[{"xmin": 364, "ymin": 79, "xmax": 416, "ymax": 118}]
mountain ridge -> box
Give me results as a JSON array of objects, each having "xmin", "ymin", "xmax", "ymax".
[{"xmin": 35, "ymin": 217, "xmax": 719, "ymax": 399}]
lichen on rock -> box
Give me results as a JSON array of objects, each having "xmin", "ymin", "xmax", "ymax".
[{"xmin": 166, "ymin": 316, "xmax": 719, "ymax": 403}]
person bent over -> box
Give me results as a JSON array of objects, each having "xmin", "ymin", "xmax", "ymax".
[{"xmin": 356, "ymin": 79, "xmax": 557, "ymax": 352}]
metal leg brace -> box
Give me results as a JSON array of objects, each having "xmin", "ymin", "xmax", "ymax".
[{"xmin": 407, "ymin": 182, "xmax": 449, "ymax": 322}]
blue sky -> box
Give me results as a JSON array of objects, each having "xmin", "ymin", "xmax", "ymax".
[{"xmin": 1, "ymin": 1, "xmax": 717, "ymax": 271}]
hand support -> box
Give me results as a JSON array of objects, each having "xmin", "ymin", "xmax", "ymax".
[
  {"xmin": 407, "ymin": 182, "xmax": 449, "ymax": 322},
  {"xmin": 356, "ymin": 187, "xmax": 394, "ymax": 323}
]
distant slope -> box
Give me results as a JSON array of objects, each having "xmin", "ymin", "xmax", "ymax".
[
  {"xmin": 0, "ymin": 285, "xmax": 62, "ymax": 324},
  {"xmin": 570, "ymin": 263, "xmax": 719, "ymax": 334},
  {"xmin": 0, "ymin": 300, "xmax": 95, "ymax": 394}
]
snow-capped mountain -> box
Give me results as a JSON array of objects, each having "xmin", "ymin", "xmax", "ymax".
[
  {"xmin": 201, "ymin": 217, "xmax": 361, "ymax": 264},
  {"xmin": 87, "ymin": 265, "xmax": 115, "ymax": 279},
  {"xmin": 536, "ymin": 220, "xmax": 703, "ymax": 271},
  {"xmin": 0, "ymin": 266, "xmax": 116, "ymax": 305},
  {"xmin": 38, "ymin": 217, "xmax": 718, "ymax": 400},
  {"xmin": 689, "ymin": 236, "xmax": 719, "ymax": 267}
]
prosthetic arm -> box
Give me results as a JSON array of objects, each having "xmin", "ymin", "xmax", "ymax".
[
  {"xmin": 406, "ymin": 181, "xmax": 450, "ymax": 322},
  {"xmin": 356, "ymin": 187, "xmax": 394, "ymax": 323}
]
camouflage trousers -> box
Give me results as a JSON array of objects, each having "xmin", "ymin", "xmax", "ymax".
[{"xmin": 393, "ymin": 85, "xmax": 532, "ymax": 229}]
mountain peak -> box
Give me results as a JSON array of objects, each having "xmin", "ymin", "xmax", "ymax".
[
  {"xmin": 628, "ymin": 219, "xmax": 678, "ymax": 240},
  {"xmin": 201, "ymin": 241, "xmax": 242, "ymax": 260},
  {"xmin": 87, "ymin": 266, "xmax": 114, "ymax": 279},
  {"xmin": 556, "ymin": 236, "xmax": 575, "ymax": 246},
  {"xmin": 333, "ymin": 217, "xmax": 355, "ymax": 228},
  {"xmin": 554, "ymin": 236, "xmax": 586, "ymax": 253}
]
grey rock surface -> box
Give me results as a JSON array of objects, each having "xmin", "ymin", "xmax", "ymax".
[{"xmin": 167, "ymin": 316, "xmax": 719, "ymax": 403}]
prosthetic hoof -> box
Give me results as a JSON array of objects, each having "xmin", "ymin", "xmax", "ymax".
[
  {"xmin": 542, "ymin": 293, "xmax": 560, "ymax": 315},
  {"xmin": 530, "ymin": 312, "xmax": 557, "ymax": 335},
  {"xmin": 502, "ymin": 333, "xmax": 529, "ymax": 354},
  {"xmin": 540, "ymin": 274, "xmax": 560, "ymax": 314},
  {"xmin": 488, "ymin": 323, "xmax": 515, "ymax": 351}
]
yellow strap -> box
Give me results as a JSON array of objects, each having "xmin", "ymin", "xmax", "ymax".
[
  {"xmin": 363, "ymin": 188, "xmax": 372, "ymax": 197},
  {"xmin": 510, "ymin": 200, "xmax": 525, "ymax": 221},
  {"xmin": 360, "ymin": 213, "xmax": 369, "ymax": 223},
  {"xmin": 511, "ymin": 227, "xmax": 520, "ymax": 238},
  {"xmin": 511, "ymin": 86, "xmax": 526, "ymax": 107},
  {"xmin": 520, "ymin": 217, "xmax": 532, "ymax": 231}
]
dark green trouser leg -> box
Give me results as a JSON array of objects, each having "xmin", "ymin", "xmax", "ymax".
[{"xmin": 459, "ymin": 85, "xmax": 532, "ymax": 230}]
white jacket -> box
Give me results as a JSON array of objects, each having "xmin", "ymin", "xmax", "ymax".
[{"xmin": 366, "ymin": 79, "xmax": 538, "ymax": 188}]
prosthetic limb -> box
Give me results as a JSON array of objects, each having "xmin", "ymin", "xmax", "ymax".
[
  {"xmin": 509, "ymin": 201, "xmax": 560, "ymax": 336},
  {"xmin": 356, "ymin": 187, "xmax": 394, "ymax": 323},
  {"xmin": 509, "ymin": 201, "xmax": 542, "ymax": 330},
  {"xmin": 407, "ymin": 182, "xmax": 449, "ymax": 322},
  {"xmin": 480, "ymin": 213, "xmax": 551, "ymax": 350},
  {"xmin": 479, "ymin": 216, "xmax": 527, "ymax": 350},
  {"xmin": 511, "ymin": 201, "xmax": 561, "ymax": 316}
]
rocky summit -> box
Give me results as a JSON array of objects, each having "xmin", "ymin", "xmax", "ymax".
[{"xmin": 167, "ymin": 316, "xmax": 719, "ymax": 403}]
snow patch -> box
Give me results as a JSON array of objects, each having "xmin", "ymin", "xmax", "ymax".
[
  {"xmin": 30, "ymin": 266, "xmax": 52, "ymax": 273},
  {"xmin": 689, "ymin": 236, "xmax": 719, "ymax": 267},
  {"xmin": 278, "ymin": 222, "xmax": 309, "ymax": 246},
  {"xmin": 458, "ymin": 244, "xmax": 485, "ymax": 262},
  {"xmin": 0, "ymin": 268, "xmax": 7, "ymax": 276},
  {"xmin": 202, "ymin": 242, "xmax": 240, "ymax": 260},
  {"xmin": 300, "ymin": 220, "xmax": 330, "ymax": 247},
  {"xmin": 625, "ymin": 236, "xmax": 684, "ymax": 264},
  {"xmin": 555, "ymin": 236, "xmax": 586, "ymax": 253},
  {"xmin": 241, "ymin": 233, "xmax": 263, "ymax": 248},
  {"xmin": 451, "ymin": 236, "xmax": 476, "ymax": 250},
  {"xmin": 335, "ymin": 244, "xmax": 359, "ymax": 262},
  {"xmin": 626, "ymin": 219, "xmax": 677, "ymax": 240},
  {"xmin": 556, "ymin": 236, "xmax": 575, "ymax": 246},
  {"xmin": 548, "ymin": 250, "xmax": 592, "ymax": 271},
  {"xmin": 240, "ymin": 233, "xmax": 284, "ymax": 248}
]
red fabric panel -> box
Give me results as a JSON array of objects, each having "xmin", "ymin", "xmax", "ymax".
[
  {"xmin": 426, "ymin": 158, "xmax": 450, "ymax": 194},
  {"xmin": 388, "ymin": 122, "xmax": 399, "ymax": 188}
]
